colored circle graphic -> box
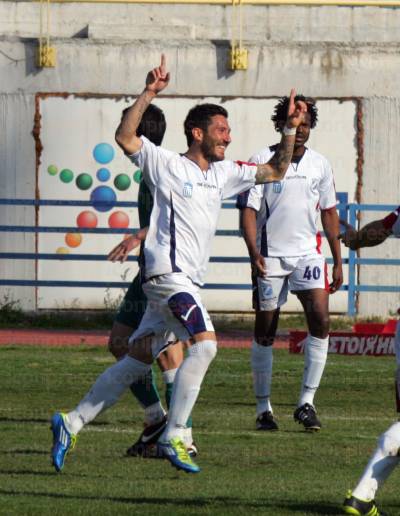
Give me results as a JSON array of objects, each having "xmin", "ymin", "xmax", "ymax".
[
  {"xmin": 56, "ymin": 247, "xmax": 69, "ymax": 254},
  {"xmin": 133, "ymin": 169, "xmax": 142, "ymax": 184},
  {"xmin": 47, "ymin": 164, "xmax": 58, "ymax": 176},
  {"xmin": 90, "ymin": 185, "xmax": 117, "ymax": 212},
  {"xmin": 60, "ymin": 169, "xmax": 74, "ymax": 183},
  {"xmin": 65, "ymin": 233, "xmax": 82, "ymax": 248},
  {"xmin": 93, "ymin": 143, "xmax": 115, "ymax": 164},
  {"xmin": 77, "ymin": 210, "xmax": 98, "ymax": 228},
  {"xmin": 114, "ymin": 174, "xmax": 131, "ymax": 191},
  {"xmin": 97, "ymin": 168, "xmax": 111, "ymax": 182},
  {"xmin": 108, "ymin": 211, "xmax": 130, "ymax": 228},
  {"xmin": 76, "ymin": 173, "xmax": 93, "ymax": 190}
]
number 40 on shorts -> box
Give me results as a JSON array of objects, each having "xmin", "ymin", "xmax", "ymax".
[{"xmin": 303, "ymin": 265, "xmax": 321, "ymax": 280}]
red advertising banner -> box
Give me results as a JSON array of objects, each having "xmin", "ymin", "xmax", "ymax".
[{"xmin": 289, "ymin": 331, "xmax": 395, "ymax": 356}]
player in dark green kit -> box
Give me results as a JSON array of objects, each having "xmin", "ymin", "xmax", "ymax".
[{"xmin": 108, "ymin": 105, "xmax": 195, "ymax": 457}]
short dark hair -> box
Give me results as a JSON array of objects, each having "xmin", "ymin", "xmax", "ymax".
[
  {"xmin": 271, "ymin": 95, "xmax": 318, "ymax": 132},
  {"xmin": 184, "ymin": 103, "xmax": 228, "ymax": 146},
  {"xmin": 122, "ymin": 104, "xmax": 166, "ymax": 146}
]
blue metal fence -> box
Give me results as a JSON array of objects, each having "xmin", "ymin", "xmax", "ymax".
[{"xmin": 1, "ymin": 197, "xmax": 399, "ymax": 315}]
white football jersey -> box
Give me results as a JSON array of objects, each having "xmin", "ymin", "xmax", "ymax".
[
  {"xmin": 129, "ymin": 136, "xmax": 257, "ymax": 285},
  {"xmin": 238, "ymin": 145, "xmax": 337, "ymax": 257},
  {"xmin": 383, "ymin": 206, "xmax": 400, "ymax": 237}
]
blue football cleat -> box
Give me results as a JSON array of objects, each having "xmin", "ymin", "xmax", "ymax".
[
  {"xmin": 158, "ymin": 437, "xmax": 200, "ymax": 473},
  {"xmin": 51, "ymin": 412, "xmax": 76, "ymax": 472}
]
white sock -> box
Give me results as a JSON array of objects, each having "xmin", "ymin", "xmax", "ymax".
[
  {"xmin": 182, "ymin": 426, "xmax": 193, "ymax": 447},
  {"xmin": 251, "ymin": 340, "xmax": 273, "ymax": 415},
  {"xmin": 65, "ymin": 356, "xmax": 151, "ymax": 435},
  {"xmin": 160, "ymin": 340, "xmax": 217, "ymax": 442},
  {"xmin": 144, "ymin": 402, "xmax": 166, "ymax": 426},
  {"xmin": 298, "ymin": 334, "xmax": 329, "ymax": 407},
  {"xmin": 162, "ymin": 368, "xmax": 178, "ymax": 385},
  {"xmin": 353, "ymin": 421, "xmax": 400, "ymax": 501}
]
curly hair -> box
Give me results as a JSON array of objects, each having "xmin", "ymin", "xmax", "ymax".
[{"xmin": 271, "ymin": 95, "xmax": 318, "ymax": 133}]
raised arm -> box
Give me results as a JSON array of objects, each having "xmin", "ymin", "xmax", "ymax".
[
  {"xmin": 255, "ymin": 89, "xmax": 307, "ymax": 184},
  {"xmin": 339, "ymin": 219, "xmax": 392, "ymax": 250},
  {"xmin": 115, "ymin": 54, "xmax": 170, "ymax": 155}
]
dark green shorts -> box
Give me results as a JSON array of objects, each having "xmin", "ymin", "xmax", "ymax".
[{"xmin": 114, "ymin": 272, "xmax": 147, "ymax": 330}]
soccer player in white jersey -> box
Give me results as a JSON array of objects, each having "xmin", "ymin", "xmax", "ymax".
[
  {"xmin": 238, "ymin": 96, "xmax": 343, "ymax": 432},
  {"xmin": 50, "ymin": 55, "xmax": 308, "ymax": 474},
  {"xmin": 340, "ymin": 207, "xmax": 400, "ymax": 516}
]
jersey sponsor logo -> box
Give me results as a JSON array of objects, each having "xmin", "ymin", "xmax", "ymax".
[{"xmin": 183, "ymin": 182, "xmax": 193, "ymax": 198}]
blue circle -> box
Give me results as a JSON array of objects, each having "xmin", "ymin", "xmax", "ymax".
[
  {"xmin": 97, "ymin": 168, "xmax": 111, "ymax": 182},
  {"xmin": 90, "ymin": 185, "xmax": 117, "ymax": 212},
  {"xmin": 93, "ymin": 143, "xmax": 115, "ymax": 165}
]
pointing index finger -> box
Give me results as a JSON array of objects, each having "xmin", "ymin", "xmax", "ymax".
[{"xmin": 160, "ymin": 53, "xmax": 166, "ymax": 72}]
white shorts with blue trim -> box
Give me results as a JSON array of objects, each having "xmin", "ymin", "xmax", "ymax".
[
  {"xmin": 128, "ymin": 272, "xmax": 214, "ymax": 358},
  {"xmin": 253, "ymin": 254, "xmax": 328, "ymax": 312}
]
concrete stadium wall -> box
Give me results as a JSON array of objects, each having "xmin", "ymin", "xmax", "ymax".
[{"xmin": 1, "ymin": 1, "xmax": 400, "ymax": 315}]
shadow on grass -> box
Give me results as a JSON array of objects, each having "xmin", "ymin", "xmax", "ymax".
[
  {"xmin": 0, "ymin": 416, "xmax": 49, "ymax": 424},
  {"xmin": 0, "ymin": 449, "xmax": 48, "ymax": 455},
  {"xmin": 0, "ymin": 488, "xmax": 344, "ymax": 513},
  {"xmin": 0, "ymin": 416, "xmax": 111, "ymax": 427}
]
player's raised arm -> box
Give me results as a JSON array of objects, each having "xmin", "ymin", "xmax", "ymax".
[
  {"xmin": 255, "ymin": 89, "xmax": 307, "ymax": 184},
  {"xmin": 115, "ymin": 54, "xmax": 170, "ymax": 155}
]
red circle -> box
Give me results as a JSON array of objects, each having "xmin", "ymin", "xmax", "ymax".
[
  {"xmin": 108, "ymin": 211, "xmax": 130, "ymax": 228},
  {"xmin": 76, "ymin": 210, "xmax": 98, "ymax": 228}
]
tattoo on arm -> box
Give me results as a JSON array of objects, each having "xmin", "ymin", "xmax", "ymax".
[
  {"xmin": 115, "ymin": 89, "xmax": 156, "ymax": 153},
  {"xmin": 255, "ymin": 134, "xmax": 295, "ymax": 184}
]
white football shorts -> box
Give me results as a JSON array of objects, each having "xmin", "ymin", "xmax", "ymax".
[
  {"xmin": 253, "ymin": 254, "xmax": 328, "ymax": 311},
  {"xmin": 128, "ymin": 272, "xmax": 214, "ymax": 358}
]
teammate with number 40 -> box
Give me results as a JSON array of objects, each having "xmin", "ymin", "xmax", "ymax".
[{"xmin": 238, "ymin": 96, "xmax": 343, "ymax": 432}]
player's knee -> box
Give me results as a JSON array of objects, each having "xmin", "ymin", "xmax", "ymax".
[
  {"xmin": 189, "ymin": 340, "xmax": 217, "ymax": 365},
  {"xmin": 310, "ymin": 314, "xmax": 330, "ymax": 339},
  {"xmin": 254, "ymin": 335, "xmax": 274, "ymax": 347},
  {"xmin": 378, "ymin": 422, "xmax": 400, "ymax": 457}
]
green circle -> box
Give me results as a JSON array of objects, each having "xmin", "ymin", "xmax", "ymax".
[
  {"xmin": 60, "ymin": 169, "xmax": 74, "ymax": 183},
  {"xmin": 47, "ymin": 164, "xmax": 58, "ymax": 176},
  {"xmin": 76, "ymin": 173, "xmax": 93, "ymax": 190},
  {"xmin": 133, "ymin": 169, "xmax": 142, "ymax": 184},
  {"xmin": 114, "ymin": 173, "xmax": 131, "ymax": 191}
]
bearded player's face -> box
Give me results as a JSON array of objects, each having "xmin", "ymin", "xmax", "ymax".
[{"xmin": 201, "ymin": 115, "xmax": 232, "ymax": 162}]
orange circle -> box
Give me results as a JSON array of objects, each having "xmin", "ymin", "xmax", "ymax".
[{"xmin": 65, "ymin": 233, "xmax": 82, "ymax": 248}]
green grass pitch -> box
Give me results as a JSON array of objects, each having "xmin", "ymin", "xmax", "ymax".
[{"xmin": 1, "ymin": 345, "xmax": 399, "ymax": 515}]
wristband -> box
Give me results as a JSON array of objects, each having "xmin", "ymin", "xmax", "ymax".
[{"xmin": 283, "ymin": 125, "xmax": 296, "ymax": 136}]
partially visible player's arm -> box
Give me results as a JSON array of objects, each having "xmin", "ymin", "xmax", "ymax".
[
  {"xmin": 108, "ymin": 227, "xmax": 149, "ymax": 263},
  {"xmin": 241, "ymin": 207, "xmax": 266, "ymax": 277},
  {"xmin": 321, "ymin": 207, "xmax": 343, "ymax": 293},
  {"xmin": 339, "ymin": 219, "xmax": 392, "ymax": 250},
  {"xmin": 255, "ymin": 89, "xmax": 307, "ymax": 184},
  {"xmin": 115, "ymin": 54, "xmax": 170, "ymax": 155}
]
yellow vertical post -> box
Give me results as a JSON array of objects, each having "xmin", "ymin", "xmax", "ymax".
[
  {"xmin": 228, "ymin": 0, "xmax": 248, "ymax": 70},
  {"xmin": 36, "ymin": 0, "xmax": 57, "ymax": 67}
]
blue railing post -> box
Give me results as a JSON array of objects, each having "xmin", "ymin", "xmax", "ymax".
[{"xmin": 347, "ymin": 204, "xmax": 357, "ymax": 316}]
